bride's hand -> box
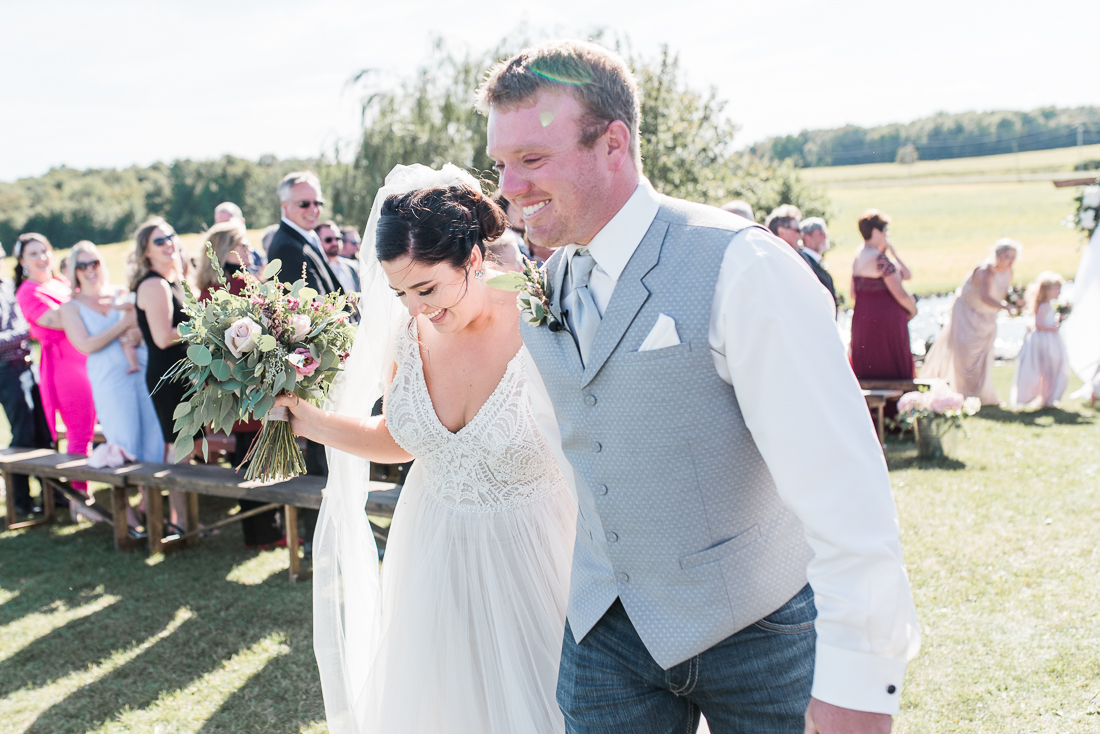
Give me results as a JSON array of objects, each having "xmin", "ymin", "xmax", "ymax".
[{"xmin": 274, "ymin": 393, "xmax": 320, "ymax": 440}]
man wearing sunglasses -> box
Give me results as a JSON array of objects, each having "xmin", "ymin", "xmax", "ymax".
[
  {"xmin": 317, "ymin": 220, "xmax": 359, "ymax": 293},
  {"xmin": 267, "ymin": 171, "xmax": 340, "ymax": 296}
]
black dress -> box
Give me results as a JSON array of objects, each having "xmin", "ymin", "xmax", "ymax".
[{"xmin": 136, "ymin": 271, "xmax": 190, "ymax": 443}]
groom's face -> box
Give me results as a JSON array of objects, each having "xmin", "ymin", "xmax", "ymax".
[{"xmin": 487, "ymin": 90, "xmax": 611, "ymax": 249}]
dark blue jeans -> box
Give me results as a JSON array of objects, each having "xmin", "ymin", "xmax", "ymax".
[{"xmin": 558, "ymin": 584, "xmax": 816, "ymax": 734}]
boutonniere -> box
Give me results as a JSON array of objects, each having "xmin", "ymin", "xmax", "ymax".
[{"xmin": 488, "ymin": 257, "xmax": 566, "ymax": 331}]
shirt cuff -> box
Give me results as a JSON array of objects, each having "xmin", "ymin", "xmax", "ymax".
[{"xmin": 811, "ymin": 643, "xmax": 909, "ymax": 716}]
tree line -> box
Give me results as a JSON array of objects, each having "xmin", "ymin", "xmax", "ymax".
[
  {"xmin": 757, "ymin": 107, "xmax": 1100, "ymax": 167},
  {"xmin": 2, "ymin": 39, "xmax": 829, "ymax": 255}
]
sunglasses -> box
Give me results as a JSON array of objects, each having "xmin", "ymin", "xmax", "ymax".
[
  {"xmin": 152, "ymin": 233, "xmax": 177, "ymax": 246},
  {"xmin": 322, "ymin": 235, "xmax": 344, "ymax": 244},
  {"xmin": 295, "ymin": 200, "xmax": 325, "ymax": 209},
  {"xmin": 74, "ymin": 259, "xmax": 101, "ymax": 272}
]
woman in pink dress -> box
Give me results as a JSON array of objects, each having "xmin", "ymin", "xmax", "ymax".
[
  {"xmin": 849, "ymin": 209, "xmax": 917, "ymax": 381},
  {"xmin": 14, "ymin": 233, "xmax": 97, "ymax": 493}
]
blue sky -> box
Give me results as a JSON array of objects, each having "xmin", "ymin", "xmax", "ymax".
[{"xmin": 1, "ymin": 0, "xmax": 1096, "ymax": 181}]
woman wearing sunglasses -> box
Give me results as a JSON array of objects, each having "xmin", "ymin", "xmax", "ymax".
[
  {"xmin": 14, "ymin": 233, "xmax": 97, "ymax": 499},
  {"xmin": 131, "ymin": 217, "xmax": 195, "ymax": 529},
  {"xmin": 59, "ymin": 241, "xmax": 164, "ymax": 467}
]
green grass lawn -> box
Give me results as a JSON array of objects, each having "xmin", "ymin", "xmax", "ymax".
[{"xmin": 2, "ymin": 364, "xmax": 1098, "ymax": 733}]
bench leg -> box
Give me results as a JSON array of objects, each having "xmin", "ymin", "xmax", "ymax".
[
  {"xmin": 184, "ymin": 492, "xmax": 199, "ymax": 547},
  {"xmin": 42, "ymin": 474, "xmax": 55, "ymax": 525},
  {"xmin": 3, "ymin": 469, "xmax": 14, "ymax": 529},
  {"xmin": 112, "ymin": 487, "xmax": 129, "ymax": 550},
  {"xmin": 877, "ymin": 405, "xmax": 886, "ymax": 446},
  {"xmin": 286, "ymin": 505, "xmax": 301, "ymax": 582},
  {"xmin": 145, "ymin": 486, "xmax": 164, "ymax": 555}
]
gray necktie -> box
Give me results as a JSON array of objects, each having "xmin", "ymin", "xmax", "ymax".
[{"xmin": 564, "ymin": 249, "xmax": 600, "ymax": 366}]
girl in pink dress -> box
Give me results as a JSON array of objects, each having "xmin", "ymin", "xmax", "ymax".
[{"xmin": 14, "ymin": 234, "xmax": 97, "ymax": 493}]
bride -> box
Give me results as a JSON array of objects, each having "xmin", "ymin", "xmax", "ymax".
[{"xmin": 274, "ymin": 164, "xmax": 576, "ymax": 733}]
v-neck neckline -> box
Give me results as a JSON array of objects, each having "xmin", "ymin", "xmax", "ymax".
[{"xmin": 409, "ymin": 318, "xmax": 523, "ymax": 437}]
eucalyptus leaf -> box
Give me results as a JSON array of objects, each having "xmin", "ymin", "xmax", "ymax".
[
  {"xmin": 187, "ymin": 344, "xmax": 213, "ymax": 366},
  {"xmin": 298, "ymin": 287, "xmax": 318, "ymax": 303},
  {"xmin": 255, "ymin": 394, "xmax": 275, "ymax": 419},
  {"xmin": 257, "ymin": 334, "xmax": 277, "ymax": 352},
  {"xmin": 220, "ymin": 378, "xmax": 244, "ymax": 390},
  {"xmin": 320, "ymin": 349, "xmax": 337, "ymax": 371},
  {"xmin": 262, "ymin": 259, "xmax": 282, "ymax": 280},
  {"xmin": 272, "ymin": 370, "xmax": 286, "ymax": 395},
  {"xmin": 172, "ymin": 402, "xmax": 192, "ymax": 420},
  {"xmin": 487, "ymin": 272, "xmax": 528, "ymax": 291},
  {"xmin": 173, "ymin": 434, "xmax": 194, "ymax": 463},
  {"xmin": 210, "ymin": 359, "xmax": 231, "ymax": 381},
  {"xmin": 202, "ymin": 436, "xmax": 209, "ymax": 462}
]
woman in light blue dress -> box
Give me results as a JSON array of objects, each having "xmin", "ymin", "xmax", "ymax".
[{"xmin": 59, "ymin": 241, "xmax": 164, "ymax": 463}]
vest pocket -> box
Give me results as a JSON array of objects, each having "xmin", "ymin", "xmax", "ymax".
[
  {"xmin": 678, "ymin": 524, "xmax": 761, "ymax": 569},
  {"xmin": 622, "ymin": 341, "xmax": 692, "ymax": 361}
]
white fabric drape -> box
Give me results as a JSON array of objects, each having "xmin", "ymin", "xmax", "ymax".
[{"xmin": 1063, "ymin": 228, "xmax": 1100, "ymax": 398}]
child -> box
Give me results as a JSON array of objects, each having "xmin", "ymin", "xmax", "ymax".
[{"xmin": 1011, "ymin": 271, "xmax": 1070, "ymax": 407}]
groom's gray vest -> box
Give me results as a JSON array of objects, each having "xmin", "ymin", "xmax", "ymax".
[{"xmin": 522, "ymin": 196, "xmax": 814, "ymax": 669}]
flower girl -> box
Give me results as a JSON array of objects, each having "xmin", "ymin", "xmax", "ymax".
[{"xmin": 1011, "ymin": 272, "xmax": 1070, "ymax": 407}]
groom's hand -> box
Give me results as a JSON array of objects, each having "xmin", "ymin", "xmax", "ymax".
[{"xmin": 804, "ymin": 697, "xmax": 892, "ymax": 734}]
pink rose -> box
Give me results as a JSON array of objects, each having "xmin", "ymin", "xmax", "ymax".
[
  {"xmin": 287, "ymin": 348, "xmax": 319, "ymax": 377},
  {"xmin": 224, "ymin": 317, "xmax": 262, "ymax": 358},
  {"xmin": 896, "ymin": 392, "xmax": 922, "ymax": 413},
  {"xmin": 928, "ymin": 389, "xmax": 964, "ymax": 414},
  {"xmin": 288, "ymin": 314, "xmax": 312, "ymax": 342}
]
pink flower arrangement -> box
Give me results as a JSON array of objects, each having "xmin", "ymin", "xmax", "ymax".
[
  {"xmin": 288, "ymin": 348, "xmax": 320, "ymax": 377},
  {"xmin": 893, "ymin": 387, "xmax": 981, "ymax": 433}
]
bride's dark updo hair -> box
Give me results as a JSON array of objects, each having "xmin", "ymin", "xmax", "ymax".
[{"xmin": 375, "ymin": 184, "xmax": 507, "ymax": 271}]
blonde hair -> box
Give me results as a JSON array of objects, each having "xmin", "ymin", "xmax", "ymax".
[
  {"xmin": 128, "ymin": 216, "xmax": 187, "ymax": 291},
  {"xmin": 1025, "ymin": 271, "xmax": 1065, "ymax": 314},
  {"xmin": 196, "ymin": 220, "xmax": 248, "ymax": 292},
  {"xmin": 67, "ymin": 240, "xmax": 111, "ymax": 292}
]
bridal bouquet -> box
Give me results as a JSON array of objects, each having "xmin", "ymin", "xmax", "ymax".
[
  {"xmin": 164, "ymin": 249, "xmax": 357, "ymax": 481},
  {"xmin": 1072, "ymin": 183, "xmax": 1099, "ymax": 236},
  {"xmin": 892, "ymin": 387, "xmax": 981, "ymax": 432}
]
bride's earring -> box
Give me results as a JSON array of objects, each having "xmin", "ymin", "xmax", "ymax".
[{"xmin": 475, "ymin": 269, "xmax": 485, "ymax": 280}]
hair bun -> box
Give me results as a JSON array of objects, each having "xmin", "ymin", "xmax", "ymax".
[{"xmin": 474, "ymin": 193, "xmax": 507, "ymax": 244}]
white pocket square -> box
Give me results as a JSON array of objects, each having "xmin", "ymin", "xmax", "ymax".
[{"xmin": 638, "ymin": 313, "xmax": 681, "ymax": 351}]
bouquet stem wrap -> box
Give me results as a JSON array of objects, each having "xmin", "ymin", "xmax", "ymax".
[{"xmin": 241, "ymin": 403, "xmax": 305, "ymax": 481}]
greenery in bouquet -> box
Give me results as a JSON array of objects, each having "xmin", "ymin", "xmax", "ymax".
[
  {"xmin": 487, "ymin": 256, "xmax": 565, "ymax": 331},
  {"xmin": 162, "ymin": 248, "xmax": 357, "ymax": 481},
  {"xmin": 1069, "ymin": 181, "xmax": 1099, "ymax": 236},
  {"xmin": 1054, "ymin": 299, "xmax": 1073, "ymax": 319},
  {"xmin": 889, "ymin": 387, "xmax": 981, "ymax": 435}
]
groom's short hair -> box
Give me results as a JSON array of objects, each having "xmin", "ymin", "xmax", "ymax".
[{"xmin": 476, "ymin": 40, "xmax": 642, "ymax": 170}]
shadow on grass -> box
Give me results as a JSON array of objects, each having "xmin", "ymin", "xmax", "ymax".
[
  {"xmin": 0, "ymin": 496, "xmax": 323, "ymax": 734},
  {"xmin": 884, "ymin": 441, "xmax": 968, "ymax": 471},
  {"xmin": 972, "ymin": 404, "xmax": 1095, "ymax": 426}
]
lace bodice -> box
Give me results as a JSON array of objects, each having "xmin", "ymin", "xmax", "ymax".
[{"xmin": 385, "ymin": 320, "xmax": 567, "ymax": 512}]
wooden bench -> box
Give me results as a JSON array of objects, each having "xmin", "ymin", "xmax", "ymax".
[
  {"xmin": 861, "ymin": 390, "xmax": 904, "ymax": 446},
  {"xmin": 2, "ymin": 447, "xmax": 401, "ymax": 581},
  {"xmin": 858, "ymin": 378, "xmax": 947, "ymax": 392}
]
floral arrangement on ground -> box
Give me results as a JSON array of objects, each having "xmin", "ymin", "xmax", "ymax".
[
  {"xmin": 890, "ymin": 387, "xmax": 982, "ymax": 434},
  {"xmin": 162, "ymin": 249, "xmax": 357, "ymax": 481}
]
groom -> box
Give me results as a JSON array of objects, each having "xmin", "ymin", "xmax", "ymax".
[{"xmin": 480, "ymin": 41, "xmax": 919, "ymax": 734}]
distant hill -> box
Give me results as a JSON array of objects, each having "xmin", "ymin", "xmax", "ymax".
[{"xmin": 754, "ymin": 106, "xmax": 1100, "ymax": 167}]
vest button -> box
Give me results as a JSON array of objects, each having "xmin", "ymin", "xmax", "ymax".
[
  {"xmin": 606, "ymin": 532, "xmax": 618, "ymax": 542},
  {"xmin": 616, "ymin": 572, "xmax": 630, "ymax": 584},
  {"xmin": 596, "ymin": 484, "xmax": 608, "ymax": 495},
  {"xmin": 584, "ymin": 394, "xmax": 597, "ymax": 406},
  {"xmin": 591, "ymin": 441, "xmax": 602, "ymax": 453}
]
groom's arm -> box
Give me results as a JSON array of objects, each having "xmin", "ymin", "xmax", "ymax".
[{"xmin": 709, "ymin": 228, "xmax": 921, "ymax": 717}]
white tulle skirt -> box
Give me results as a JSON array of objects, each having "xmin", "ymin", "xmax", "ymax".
[
  {"xmin": 1011, "ymin": 330, "xmax": 1070, "ymax": 407},
  {"xmin": 353, "ymin": 461, "xmax": 576, "ymax": 733}
]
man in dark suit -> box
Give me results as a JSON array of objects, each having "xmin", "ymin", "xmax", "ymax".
[
  {"xmin": 265, "ymin": 170, "xmax": 341, "ymax": 555},
  {"xmin": 266, "ymin": 171, "xmax": 340, "ymax": 294},
  {"xmin": 799, "ymin": 217, "xmax": 838, "ymax": 313}
]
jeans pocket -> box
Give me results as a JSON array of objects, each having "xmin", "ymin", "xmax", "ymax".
[{"xmin": 752, "ymin": 584, "xmax": 816, "ymax": 634}]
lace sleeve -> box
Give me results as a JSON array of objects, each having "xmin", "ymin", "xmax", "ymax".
[{"xmin": 875, "ymin": 254, "xmax": 897, "ymax": 277}]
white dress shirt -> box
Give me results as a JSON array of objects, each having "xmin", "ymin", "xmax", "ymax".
[
  {"xmin": 802, "ymin": 246, "xmax": 823, "ymax": 265},
  {"xmin": 540, "ymin": 180, "xmax": 920, "ymax": 715},
  {"xmin": 328, "ymin": 257, "xmax": 359, "ymax": 294}
]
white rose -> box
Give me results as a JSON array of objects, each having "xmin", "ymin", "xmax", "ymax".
[
  {"xmin": 224, "ymin": 317, "xmax": 262, "ymax": 359},
  {"xmin": 1082, "ymin": 185, "xmax": 1100, "ymax": 209},
  {"xmin": 288, "ymin": 314, "xmax": 312, "ymax": 342},
  {"xmin": 1081, "ymin": 209, "xmax": 1097, "ymax": 231}
]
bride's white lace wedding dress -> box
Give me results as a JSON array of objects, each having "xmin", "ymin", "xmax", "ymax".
[{"xmin": 351, "ymin": 318, "xmax": 576, "ymax": 732}]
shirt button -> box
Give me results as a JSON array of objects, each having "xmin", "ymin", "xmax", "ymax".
[
  {"xmin": 584, "ymin": 394, "xmax": 597, "ymax": 406},
  {"xmin": 616, "ymin": 572, "xmax": 630, "ymax": 583},
  {"xmin": 606, "ymin": 532, "xmax": 618, "ymax": 543},
  {"xmin": 591, "ymin": 441, "xmax": 602, "ymax": 453},
  {"xmin": 596, "ymin": 484, "xmax": 609, "ymax": 495}
]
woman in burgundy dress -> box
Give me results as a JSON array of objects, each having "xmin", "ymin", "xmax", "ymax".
[{"xmin": 850, "ymin": 209, "xmax": 917, "ymax": 380}]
